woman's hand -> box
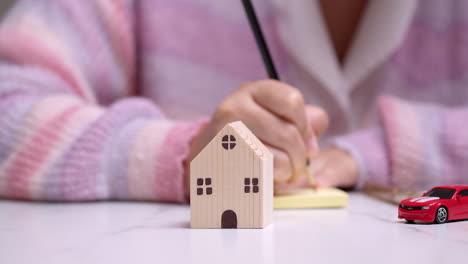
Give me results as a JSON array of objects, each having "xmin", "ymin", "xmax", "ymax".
[
  {"xmin": 188, "ymin": 80, "xmax": 328, "ymax": 186},
  {"xmin": 275, "ymin": 148, "xmax": 359, "ymax": 193},
  {"xmin": 312, "ymin": 148, "xmax": 359, "ymax": 188}
]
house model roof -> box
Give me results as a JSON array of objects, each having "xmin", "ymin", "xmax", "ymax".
[
  {"xmin": 190, "ymin": 120, "xmax": 273, "ymax": 171},
  {"xmin": 225, "ymin": 121, "xmax": 272, "ymax": 160},
  {"xmin": 190, "ymin": 121, "xmax": 273, "ymax": 163}
]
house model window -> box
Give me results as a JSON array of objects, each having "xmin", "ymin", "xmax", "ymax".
[
  {"xmin": 197, "ymin": 178, "xmax": 213, "ymax": 195},
  {"xmin": 244, "ymin": 178, "xmax": 259, "ymax": 193},
  {"xmin": 222, "ymin": 135, "xmax": 236, "ymax": 150}
]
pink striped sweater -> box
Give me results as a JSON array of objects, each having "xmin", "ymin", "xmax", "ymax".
[{"xmin": 1, "ymin": 0, "xmax": 468, "ymax": 202}]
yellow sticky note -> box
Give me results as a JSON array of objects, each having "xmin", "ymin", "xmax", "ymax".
[{"xmin": 274, "ymin": 187, "xmax": 349, "ymax": 209}]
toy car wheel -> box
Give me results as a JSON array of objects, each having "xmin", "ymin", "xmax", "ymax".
[
  {"xmin": 435, "ymin": 207, "xmax": 448, "ymax": 224},
  {"xmin": 405, "ymin": 219, "xmax": 415, "ymax": 223}
]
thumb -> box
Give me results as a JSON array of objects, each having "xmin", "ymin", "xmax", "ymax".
[
  {"xmin": 309, "ymin": 155, "xmax": 330, "ymax": 187},
  {"xmin": 305, "ymin": 105, "xmax": 329, "ymax": 137}
]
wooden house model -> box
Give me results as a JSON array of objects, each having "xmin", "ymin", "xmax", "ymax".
[{"xmin": 190, "ymin": 121, "xmax": 273, "ymax": 228}]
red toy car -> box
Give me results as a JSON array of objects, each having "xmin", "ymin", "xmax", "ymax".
[{"xmin": 398, "ymin": 185, "xmax": 468, "ymax": 224}]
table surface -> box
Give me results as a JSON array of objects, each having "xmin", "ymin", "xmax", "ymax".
[{"xmin": 1, "ymin": 193, "xmax": 467, "ymax": 264}]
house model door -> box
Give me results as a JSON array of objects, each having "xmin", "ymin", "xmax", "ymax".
[{"xmin": 221, "ymin": 210, "xmax": 237, "ymax": 228}]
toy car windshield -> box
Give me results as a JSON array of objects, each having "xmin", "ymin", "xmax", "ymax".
[{"xmin": 423, "ymin": 188, "xmax": 456, "ymax": 199}]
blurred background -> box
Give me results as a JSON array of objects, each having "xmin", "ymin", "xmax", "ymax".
[{"xmin": 0, "ymin": 0, "xmax": 15, "ymax": 19}]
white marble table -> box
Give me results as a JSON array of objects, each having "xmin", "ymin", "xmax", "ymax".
[{"xmin": 1, "ymin": 193, "xmax": 467, "ymax": 264}]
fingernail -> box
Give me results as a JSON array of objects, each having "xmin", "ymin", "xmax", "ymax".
[{"xmin": 308, "ymin": 138, "xmax": 319, "ymax": 153}]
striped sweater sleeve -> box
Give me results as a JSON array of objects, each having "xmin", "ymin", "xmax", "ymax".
[
  {"xmin": 0, "ymin": 0, "xmax": 203, "ymax": 202},
  {"xmin": 334, "ymin": 95, "xmax": 468, "ymax": 193}
]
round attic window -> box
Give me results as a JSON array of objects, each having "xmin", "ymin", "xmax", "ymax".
[{"xmin": 222, "ymin": 135, "xmax": 236, "ymax": 150}]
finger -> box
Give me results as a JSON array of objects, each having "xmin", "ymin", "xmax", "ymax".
[
  {"xmin": 274, "ymin": 171, "xmax": 309, "ymax": 194},
  {"xmin": 267, "ymin": 145, "xmax": 292, "ymax": 183},
  {"xmin": 305, "ymin": 105, "xmax": 329, "ymax": 137},
  {"xmin": 308, "ymin": 154, "xmax": 328, "ymax": 186},
  {"xmin": 250, "ymin": 80, "xmax": 311, "ymax": 142},
  {"xmin": 314, "ymin": 167, "xmax": 341, "ymax": 188},
  {"xmin": 312, "ymin": 151, "xmax": 357, "ymax": 188}
]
